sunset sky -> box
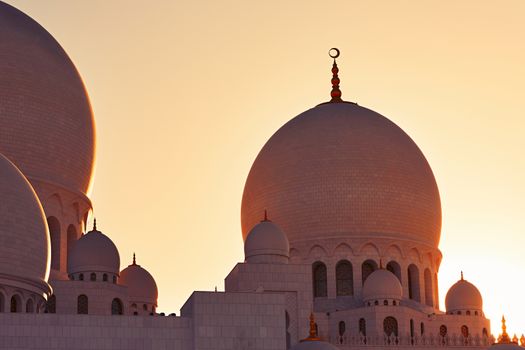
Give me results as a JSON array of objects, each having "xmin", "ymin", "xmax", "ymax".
[{"xmin": 7, "ymin": 0, "xmax": 525, "ymax": 336}]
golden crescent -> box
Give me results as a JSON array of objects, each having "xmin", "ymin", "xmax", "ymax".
[{"xmin": 329, "ymin": 48, "xmax": 340, "ymax": 59}]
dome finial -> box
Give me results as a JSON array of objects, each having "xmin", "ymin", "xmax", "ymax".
[
  {"xmin": 498, "ymin": 315, "xmax": 511, "ymax": 344},
  {"xmin": 93, "ymin": 218, "xmax": 97, "ymax": 231},
  {"xmin": 301, "ymin": 312, "xmax": 320, "ymax": 342},
  {"xmin": 461, "ymin": 271, "xmax": 464, "ymax": 280},
  {"xmin": 261, "ymin": 209, "xmax": 271, "ymax": 222},
  {"xmin": 329, "ymin": 48, "xmax": 343, "ymax": 103},
  {"xmin": 133, "ymin": 252, "xmax": 136, "ymax": 265}
]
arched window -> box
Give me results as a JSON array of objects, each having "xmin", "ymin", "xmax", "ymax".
[
  {"xmin": 111, "ymin": 298, "xmax": 123, "ymax": 315},
  {"xmin": 482, "ymin": 328, "xmax": 488, "ymax": 337},
  {"xmin": 407, "ymin": 264, "xmax": 421, "ymax": 302},
  {"xmin": 285, "ymin": 311, "xmax": 291, "ymax": 350},
  {"xmin": 0, "ymin": 293, "xmax": 4, "ymax": 312},
  {"xmin": 336, "ymin": 260, "xmax": 353, "ymax": 296},
  {"xmin": 386, "ymin": 261, "xmax": 402, "ymax": 282},
  {"xmin": 420, "ymin": 322, "xmax": 425, "ymax": 335},
  {"xmin": 143, "ymin": 304, "xmax": 148, "ymax": 311},
  {"xmin": 25, "ymin": 299, "xmax": 34, "ymax": 313},
  {"xmin": 433, "ymin": 272, "xmax": 439, "ymax": 305},
  {"xmin": 439, "ymin": 325, "xmax": 448, "ymax": 337},
  {"xmin": 424, "ymin": 268, "xmax": 433, "ymax": 307},
  {"xmin": 46, "ymin": 295, "xmax": 56, "ymax": 314},
  {"xmin": 10, "ymin": 295, "xmax": 21, "ymax": 313},
  {"xmin": 361, "ymin": 260, "xmax": 377, "ymax": 284},
  {"xmin": 312, "ymin": 262, "xmax": 327, "ymax": 298},
  {"xmin": 132, "ymin": 303, "xmax": 137, "ymax": 309},
  {"xmin": 383, "ymin": 316, "xmax": 398, "ymax": 336},
  {"xmin": 461, "ymin": 325, "xmax": 469, "ymax": 338},
  {"xmin": 67, "ymin": 224, "xmax": 77, "ymax": 269},
  {"xmin": 384, "ymin": 300, "xmax": 388, "ymax": 306},
  {"xmin": 47, "ymin": 217, "xmax": 61, "ymax": 270},
  {"xmin": 410, "ymin": 319, "xmax": 415, "ymax": 341},
  {"xmin": 77, "ymin": 295, "xmax": 88, "ymax": 314},
  {"xmin": 374, "ymin": 300, "xmax": 379, "ymax": 306},
  {"xmin": 90, "ymin": 273, "xmax": 96, "ymax": 281},
  {"xmin": 338, "ymin": 321, "xmax": 346, "ymax": 344},
  {"xmin": 314, "ymin": 323, "xmax": 319, "ymax": 337},
  {"xmin": 359, "ymin": 318, "xmax": 367, "ymax": 336},
  {"xmin": 112, "ymin": 275, "xmax": 117, "ymax": 284},
  {"xmin": 103, "ymin": 274, "xmax": 108, "ymax": 282},
  {"xmin": 466, "ymin": 310, "xmax": 471, "ymax": 316},
  {"xmin": 79, "ymin": 273, "xmax": 84, "ymax": 281}
]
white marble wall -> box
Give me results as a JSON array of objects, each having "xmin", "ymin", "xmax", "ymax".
[
  {"xmin": 0, "ymin": 313, "xmax": 192, "ymax": 349},
  {"xmin": 181, "ymin": 291, "xmax": 287, "ymax": 350}
]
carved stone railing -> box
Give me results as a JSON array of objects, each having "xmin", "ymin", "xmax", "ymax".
[{"xmin": 329, "ymin": 333, "xmax": 496, "ymax": 348}]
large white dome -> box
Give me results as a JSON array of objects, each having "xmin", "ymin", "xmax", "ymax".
[
  {"xmin": 0, "ymin": 1, "xmax": 95, "ymax": 195},
  {"xmin": 241, "ymin": 102, "xmax": 441, "ymax": 248},
  {"xmin": 0, "ymin": 152, "xmax": 51, "ymax": 296}
]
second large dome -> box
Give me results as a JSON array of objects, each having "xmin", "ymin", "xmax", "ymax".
[
  {"xmin": 241, "ymin": 102, "xmax": 441, "ymax": 248},
  {"xmin": 0, "ymin": 2, "xmax": 95, "ymax": 195}
]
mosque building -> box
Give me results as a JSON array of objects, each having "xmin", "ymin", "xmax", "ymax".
[{"xmin": 0, "ymin": 1, "xmax": 523, "ymax": 349}]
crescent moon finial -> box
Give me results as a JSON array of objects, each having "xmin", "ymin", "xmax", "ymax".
[
  {"xmin": 329, "ymin": 47, "xmax": 340, "ymax": 59},
  {"xmin": 329, "ymin": 48, "xmax": 343, "ymax": 102}
]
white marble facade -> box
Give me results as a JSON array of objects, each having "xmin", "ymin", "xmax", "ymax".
[{"xmin": 0, "ymin": 1, "xmax": 522, "ymax": 350}]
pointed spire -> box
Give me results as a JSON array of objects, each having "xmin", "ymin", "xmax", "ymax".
[
  {"xmin": 498, "ymin": 315, "xmax": 511, "ymax": 344},
  {"xmin": 329, "ymin": 48, "xmax": 343, "ymax": 103},
  {"xmin": 93, "ymin": 218, "xmax": 97, "ymax": 231},
  {"xmin": 132, "ymin": 253, "xmax": 136, "ymax": 265},
  {"xmin": 261, "ymin": 209, "xmax": 271, "ymax": 222},
  {"xmin": 301, "ymin": 312, "xmax": 320, "ymax": 341}
]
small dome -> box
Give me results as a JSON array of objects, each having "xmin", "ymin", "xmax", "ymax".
[
  {"xmin": 120, "ymin": 255, "xmax": 158, "ymax": 305},
  {"xmin": 244, "ymin": 217, "xmax": 289, "ymax": 264},
  {"xmin": 362, "ymin": 269, "xmax": 402, "ymax": 302},
  {"xmin": 291, "ymin": 340, "xmax": 340, "ymax": 350},
  {"xmin": 68, "ymin": 223, "xmax": 120, "ymax": 275},
  {"xmin": 445, "ymin": 275, "xmax": 483, "ymax": 312},
  {"xmin": 0, "ymin": 153, "xmax": 51, "ymax": 295}
]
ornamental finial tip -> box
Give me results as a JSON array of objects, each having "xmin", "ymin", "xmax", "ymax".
[
  {"xmin": 328, "ymin": 48, "xmax": 343, "ymax": 103},
  {"xmin": 93, "ymin": 218, "xmax": 97, "ymax": 231},
  {"xmin": 262, "ymin": 209, "xmax": 271, "ymax": 222},
  {"xmin": 133, "ymin": 253, "xmax": 136, "ymax": 265},
  {"xmin": 499, "ymin": 315, "xmax": 511, "ymax": 344},
  {"xmin": 461, "ymin": 271, "xmax": 464, "ymax": 280}
]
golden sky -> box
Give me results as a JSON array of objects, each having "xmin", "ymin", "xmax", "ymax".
[{"xmin": 7, "ymin": 0, "xmax": 525, "ymax": 336}]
